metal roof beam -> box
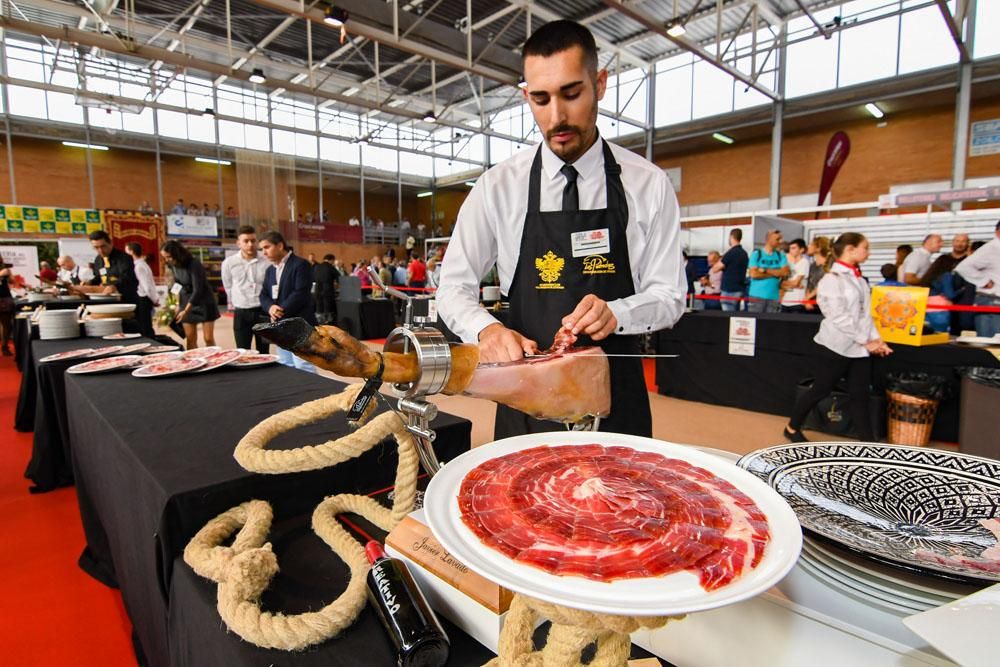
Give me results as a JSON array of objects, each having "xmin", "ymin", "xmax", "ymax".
[
  {"xmin": 934, "ymin": 0, "xmax": 972, "ymax": 63},
  {"xmin": 601, "ymin": 0, "xmax": 779, "ymax": 100}
]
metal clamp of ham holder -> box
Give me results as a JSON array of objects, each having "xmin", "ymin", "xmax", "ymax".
[{"xmin": 367, "ymin": 268, "xmax": 451, "ymax": 477}]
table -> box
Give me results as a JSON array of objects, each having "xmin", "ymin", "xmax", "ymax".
[
  {"xmin": 66, "ymin": 366, "xmax": 472, "ymax": 667},
  {"xmin": 655, "ymin": 311, "xmax": 999, "ymax": 442},
  {"xmin": 16, "ymin": 335, "xmax": 159, "ymax": 491},
  {"xmin": 336, "ymin": 298, "xmax": 396, "ymax": 340}
]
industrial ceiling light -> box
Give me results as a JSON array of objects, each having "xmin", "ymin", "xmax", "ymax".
[
  {"xmin": 202, "ymin": 107, "xmax": 215, "ymax": 117},
  {"xmin": 423, "ymin": 111, "xmax": 437, "ymax": 123},
  {"xmin": 323, "ymin": 4, "xmax": 348, "ymax": 27},
  {"xmin": 666, "ymin": 20, "xmax": 686, "ymax": 38},
  {"xmin": 416, "ymin": 191, "xmax": 433, "ymax": 198},
  {"xmin": 195, "ymin": 157, "xmax": 232, "ymax": 165},
  {"xmin": 249, "ymin": 68, "xmax": 266, "ymax": 84},
  {"xmin": 62, "ymin": 141, "xmax": 109, "ymax": 150},
  {"xmin": 712, "ymin": 132, "xmax": 734, "ymax": 145},
  {"xmin": 464, "ymin": 181, "xmax": 476, "ymax": 187},
  {"xmin": 865, "ymin": 102, "xmax": 885, "ymax": 119}
]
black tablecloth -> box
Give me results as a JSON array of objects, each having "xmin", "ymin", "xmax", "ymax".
[
  {"xmin": 66, "ymin": 367, "xmax": 472, "ymax": 667},
  {"xmin": 19, "ymin": 336, "xmax": 158, "ymax": 492},
  {"xmin": 656, "ymin": 311, "xmax": 999, "ymax": 442},
  {"xmin": 336, "ymin": 299, "xmax": 396, "ymax": 340},
  {"xmin": 12, "ymin": 315, "xmax": 31, "ymax": 368}
]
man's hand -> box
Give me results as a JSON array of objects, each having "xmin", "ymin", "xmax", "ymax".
[
  {"xmin": 562, "ymin": 294, "xmax": 618, "ymax": 341},
  {"xmin": 478, "ymin": 323, "xmax": 538, "ymax": 363},
  {"xmin": 268, "ymin": 304, "xmax": 284, "ymax": 322},
  {"xmin": 865, "ymin": 339, "xmax": 892, "ymax": 356}
]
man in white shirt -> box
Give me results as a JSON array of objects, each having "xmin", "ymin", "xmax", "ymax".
[
  {"xmin": 698, "ymin": 250, "xmax": 722, "ymax": 310},
  {"xmin": 437, "ymin": 20, "xmax": 686, "ymax": 439},
  {"xmin": 955, "ymin": 221, "xmax": 1000, "ymax": 337},
  {"xmin": 221, "ymin": 225, "xmax": 270, "ymax": 353},
  {"xmin": 124, "ymin": 243, "xmax": 158, "ymax": 338},
  {"xmin": 899, "ymin": 234, "xmax": 942, "ymax": 285},
  {"xmin": 56, "ymin": 255, "xmax": 94, "ymax": 285},
  {"xmin": 780, "ymin": 238, "xmax": 810, "ymax": 313}
]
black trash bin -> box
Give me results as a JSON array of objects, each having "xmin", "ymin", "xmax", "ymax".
[{"xmin": 959, "ymin": 368, "xmax": 1000, "ymax": 461}]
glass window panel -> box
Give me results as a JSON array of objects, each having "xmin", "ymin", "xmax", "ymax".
[
  {"xmin": 8, "ymin": 85, "xmax": 46, "ymax": 117},
  {"xmin": 320, "ymin": 137, "xmax": 359, "ymax": 164},
  {"xmin": 838, "ymin": 16, "xmax": 899, "ymax": 87},
  {"xmin": 244, "ymin": 123, "xmax": 269, "ymax": 150},
  {"xmin": 899, "ymin": 6, "xmax": 958, "ymax": 74},
  {"xmin": 489, "ymin": 136, "xmax": 514, "ymax": 164},
  {"xmin": 655, "ymin": 62, "xmax": 693, "ymax": 126},
  {"xmin": 975, "ymin": 0, "xmax": 1000, "ymax": 59},
  {"xmin": 46, "ymin": 91, "xmax": 84, "ymax": 124},
  {"xmin": 295, "ymin": 132, "xmax": 317, "ymax": 159},
  {"xmin": 365, "ymin": 144, "xmax": 398, "ymax": 172},
  {"xmin": 399, "ymin": 150, "xmax": 431, "ymax": 176},
  {"xmin": 596, "ymin": 115, "xmax": 620, "ymax": 138},
  {"xmin": 88, "ymin": 107, "xmax": 123, "ymax": 130},
  {"xmin": 219, "ymin": 120, "xmax": 246, "ymax": 148},
  {"xmin": 157, "ymin": 109, "xmax": 187, "ymax": 139},
  {"xmin": 187, "ymin": 112, "xmax": 216, "ymax": 143},
  {"xmin": 49, "ymin": 69, "xmax": 78, "ymax": 88},
  {"xmin": 6, "ymin": 49, "xmax": 44, "ymax": 81},
  {"xmin": 785, "ymin": 34, "xmax": 838, "ymax": 98},
  {"xmin": 123, "ymin": 107, "xmax": 155, "ymax": 134},
  {"xmin": 271, "ymin": 102, "xmax": 295, "ymax": 128},
  {"xmin": 217, "ymin": 95, "xmax": 243, "ymax": 117},
  {"xmin": 272, "ymin": 129, "xmax": 296, "ymax": 155},
  {"xmin": 692, "ymin": 60, "xmax": 733, "ymax": 118},
  {"xmin": 619, "ymin": 73, "xmax": 647, "ymax": 123},
  {"xmin": 157, "ymin": 85, "xmax": 185, "ymax": 106}
]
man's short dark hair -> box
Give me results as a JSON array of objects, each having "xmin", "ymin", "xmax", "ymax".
[
  {"xmin": 237, "ymin": 225, "xmax": 256, "ymax": 237},
  {"xmin": 995, "ymin": 220, "xmax": 999, "ymax": 231},
  {"xmin": 789, "ymin": 238, "xmax": 806, "ymax": 251},
  {"xmin": 730, "ymin": 228, "xmax": 742, "ymax": 242},
  {"xmin": 897, "ymin": 244, "xmax": 913, "ymax": 253},
  {"xmin": 323, "ymin": 254, "xmax": 335, "ymax": 262},
  {"xmin": 880, "ymin": 263, "xmax": 897, "ymax": 281},
  {"xmin": 125, "ymin": 242, "xmax": 143, "ymax": 257},
  {"xmin": 260, "ymin": 230, "xmax": 285, "ymax": 247},
  {"xmin": 89, "ymin": 230, "xmax": 111, "ymax": 243},
  {"xmin": 522, "ymin": 20, "xmax": 598, "ymax": 74}
]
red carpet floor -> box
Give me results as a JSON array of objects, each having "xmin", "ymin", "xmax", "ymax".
[{"xmin": 0, "ymin": 354, "xmax": 136, "ymax": 665}]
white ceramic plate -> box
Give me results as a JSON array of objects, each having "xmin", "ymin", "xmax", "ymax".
[
  {"xmin": 132, "ymin": 357, "xmax": 207, "ymax": 377},
  {"xmin": 423, "ymin": 432, "xmax": 803, "ymax": 616},
  {"xmin": 191, "ymin": 349, "xmax": 242, "ymax": 372},
  {"xmin": 229, "ymin": 353, "xmax": 279, "ymax": 368},
  {"xmin": 954, "ymin": 336, "xmax": 1000, "ymax": 347},
  {"xmin": 180, "ymin": 346, "xmax": 222, "ymax": 360},
  {"xmin": 142, "ymin": 345, "xmax": 181, "ymax": 354},
  {"xmin": 796, "ymin": 554, "xmax": 921, "ymax": 617},
  {"xmin": 903, "ymin": 583, "xmax": 1000, "ymax": 667},
  {"xmin": 67, "ymin": 355, "xmax": 144, "ymax": 374},
  {"xmin": 86, "ymin": 304, "xmax": 136, "ymax": 314},
  {"xmin": 86, "ymin": 345, "xmax": 127, "ymax": 357},
  {"xmin": 140, "ymin": 351, "xmax": 184, "ymax": 365},
  {"xmin": 38, "ymin": 348, "xmax": 98, "ymax": 363},
  {"xmin": 116, "ymin": 343, "xmax": 152, "ymax": 355},
  {"xmin": 102, "ymin": 333, "xmax": 142, "ymax": 340}
]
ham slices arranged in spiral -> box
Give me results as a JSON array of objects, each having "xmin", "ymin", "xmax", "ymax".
[{"xmin": 458, "ymin": 444, "xmax": 771, "ymax": 591}]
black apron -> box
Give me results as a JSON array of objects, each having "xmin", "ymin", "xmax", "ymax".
[{"xmin": 494, "ymin": 140, "xmax": 652, "ymax": 439}]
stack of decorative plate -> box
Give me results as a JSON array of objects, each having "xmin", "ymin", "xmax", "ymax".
[
  {"xmin": 739, "ymin": 443, "xmax": 999, "ymax": 614},
  {"xmin": 38, "ymin": 310, "xmax": 81, "ymax": 340},
  {"xmin": 84, "ymin": 317, "xmax": 123, "ymax": 337}
]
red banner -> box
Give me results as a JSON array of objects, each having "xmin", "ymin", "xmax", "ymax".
[
  {"xmin": 105, "ymin": 212, "xmax": 164, "ymax": 277},
  {"xmin": 817, "ymin": 131, "xmax": 851, "ymax": 215}
]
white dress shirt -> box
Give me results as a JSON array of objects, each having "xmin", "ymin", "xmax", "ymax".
[
  {"xmin": 781, "ymin": 257, "xmax": 810, "ymax": 305},
  {"xmin": 899, "ymin": 246, "xmax": 933, "ymax": 282},
  {"xmin": 273, "ymin": 251, "xmax": 292, "ymax": 298},
  {"xmin": 437, "ymin": 138, "xmax": 686, "ymax": 343},
  {"xmin": 814, "ymin": 262, "xmax": 881, "ymax": 358},
  {"xmin": 956, "ymin": 236, "xmax": 1000, "ymax": 297},
  {"xmin": 58, "ymin": 265, "xmax": 94, "ymax": 284},
  {"xmin": 221, "ymin": 252, "xmax": 269, "ymax": 309},
  {"xmin": 133, "ymin": 257, "xmax": 159, "ymax": 305}
]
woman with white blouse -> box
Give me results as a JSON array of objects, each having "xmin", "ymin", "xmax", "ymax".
[{"xmin": 785, "ymin": 233, "xmax": 893, "ymax": 442}]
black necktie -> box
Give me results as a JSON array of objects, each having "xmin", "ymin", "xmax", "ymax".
[{"xmin": 560, "ymin": 164, "xmax": 579, "ymax": 212}]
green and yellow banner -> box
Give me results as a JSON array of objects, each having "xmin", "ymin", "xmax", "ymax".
[{"xmin": 0, "ymin": 205, "xmax": 103, "ymax": 234}]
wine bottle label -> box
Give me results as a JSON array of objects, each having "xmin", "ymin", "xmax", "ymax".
[{"xmin": 371, "ymin": 562, "xmax": 401, "ymax": 614}]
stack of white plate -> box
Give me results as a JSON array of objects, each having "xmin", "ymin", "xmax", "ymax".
[
  {"xmin": 84, "ymin": 317, "xmax": 123, "ymax": 337},
  {"xmin": 27, "ymin": 292, "xmax": 55, "ymax": 304},
  {"xmin": 798, "ymin": 537, "xmax": 981, "ymax": 616},
  {"xmin": 38, "ymin": 310, "xmax": 81, "ymax": 340},
  {"xmin": 86, "ymin": 303, "xmax": 136, "ymax": 317}
]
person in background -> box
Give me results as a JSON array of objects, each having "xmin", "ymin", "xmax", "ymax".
[
  {"xmin": 699, "ymin": 250, "xmax": 722, "ymax": 309},
  {"xmin": 407, "ymin": 253, "xmax": 427, "ymax": 290},
  {"xmin": 172, "ymin": 198, "xmax": 186, "ymax": 215},
  {"xmin": 877, "ymin": 263, "xmax": 905, "ymax": 287},
  {"xmin": 393, "ymin": 259, "xmax": 408, "ymax": 287},
  {"xmin": 348, "ymin": 216, "xmax": 360, "ymax": 227},
  {"xmin": 202, "ymin": 203, "xmax": 211, "ymax": 217},
  {"xmin": 895, "ymin": 244, "xmax": 913, "ymax": 268},
  {"xmin": 306, "ymin": 253, "xmax": 317, "ymax": 266},
  {"xmin": 919, "ymin": 254, "xmax": 964, "ymax": 333},
  {"xmin": 900, "ymin": 234, "xmax": 942, "ymax": 285},
  {"xmin": 682, "ymin": 251, "xmax": 696, "ymax": 297},
  {"xmin": 259, "ymin": 231, "xmax": 317, "ymax": 373},
  {"xmin": 221, "ymin": 225, "xmax": 270, "ymax": 353},
  {"xmin": 125, "ymin": 243, "xmax": 158, "ymax": 338},
  {"xmin": 56, "ymin": 255, "xmax": 94, "ymax": 285},
  {"xmin": 312, "ymin": 254, "xmax": 339, "ymax": 325},
  {"xmin": 951, "ymin": 233, "xmax": 970, "ymax": 261},
  {"xmin": 785, "ymin": 232, "xmax": 892, "ymax": 443},
  {"xmin": 780, "ymin": 238, "xmax": 809, "ymax": 313},
  {"xmin": 160, "ymin": 239, "xmax": 219, "ymax": 349},
  {"xmin": 971, "ymin": 240, "xmax": 986, "ymax": 253},
  {"xmin": 804, "ymin": 236, "xmax": 832, "ymax": 313},
  {"xmin": 747, "ymin": 229, "xmax": 788, "ymax": 313},
  {"xmin": 38, "ymin": 261, "xmax": 58, "ymax": 283},
  {"xmin": 76, "ymin": 231, "xmax": 140, "ymax": 311},
  {"xmin": 0, "ymin": 259, "xmax": 14, "ymax": 355},
  {"xmin": 226, "ymin": 206, "xmax": 237, "ymax": 218},
  {"xmin": 213, "ymin": 204, "xmax": 222, "ymax": 220},
  {"xmin": 139, "ymin": 201, "xmax": 154, "ymax": 215},
  {"xmin": 378, "ymin": 255, "xmax": 394, "ymax": 291},
  {"xmin": 955, "ymin": 221, "xmax": 1000, "ymax": 337},
  {"xmin": 713, "ymin": 228, "xmax": 749, "ymax": 312},
  {"xmin": 186, "ymin": 202, "xmax": 199, "ymax": 216}
]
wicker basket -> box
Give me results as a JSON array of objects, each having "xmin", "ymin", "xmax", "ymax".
[{"xmin": 886, "ymin": 391, "xmax": 939, "ymax": 446}]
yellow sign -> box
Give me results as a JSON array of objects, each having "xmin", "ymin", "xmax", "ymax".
[
  {"xmin": 871, "ymin": 286, "xmax": 949, "ymax": 346},
  {"xmin": 582, "ymin": 254, "xmax": 616, "ymax": 275},
  {"xmin": 535, "ymin": 250, "xmax": 565, "ymax": 290}
]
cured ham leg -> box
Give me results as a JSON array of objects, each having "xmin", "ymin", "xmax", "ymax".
[{"xmin": 254, "ymin": 318, "xmax": 610, "ymax": 423}]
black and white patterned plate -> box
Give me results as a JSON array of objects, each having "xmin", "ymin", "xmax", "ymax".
[{"xmin": 738, "ymin": 443, "xmax": 1000, "ymax": 584}]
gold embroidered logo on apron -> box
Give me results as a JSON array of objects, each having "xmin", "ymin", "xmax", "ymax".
[
  {"xmin": 582, "ymin": 255, "xmax": 616, "ymax": 275},
  {"xmin": 535, "ymin": 251, "xmax": 565, "ymax": 290}
]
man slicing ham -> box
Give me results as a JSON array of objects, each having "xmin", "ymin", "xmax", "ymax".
[{"xmin": 437, "ymin": 20, "xmax": 686, "ymax": 438}]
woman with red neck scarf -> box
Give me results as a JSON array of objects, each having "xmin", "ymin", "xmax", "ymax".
[{"xmin": 785, "ymin": 232, "xmax": 893, "ymax": 442}]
